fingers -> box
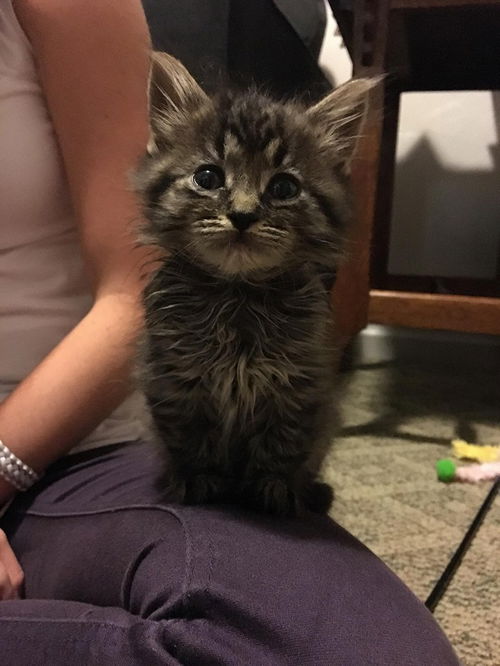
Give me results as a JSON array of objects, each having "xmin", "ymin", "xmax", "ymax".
[{"xmin": 0, "ymin": 529, "xmax": 24, "ymax": 600}]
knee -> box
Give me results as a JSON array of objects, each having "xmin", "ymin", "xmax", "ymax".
[{"xmin": 116, "ymin": 508, "xmax": 187, "ymax": 617}]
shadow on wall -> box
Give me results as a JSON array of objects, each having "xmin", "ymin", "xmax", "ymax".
[
  {"xmin": 389, "ymin": 136, "xmax": 500, "ymax": 279},
  {"xmin": 388, "ymin": 91, "xmax": 500, "ymax": 280}
]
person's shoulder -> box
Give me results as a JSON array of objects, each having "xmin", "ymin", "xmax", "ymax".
[
  {"xmin": 14, "ymin": 0, "xmax": 135, "ymax": 15},
  {"xmin": 14, "ymin": 0, "xmax": 99, "ymax": 21},
  {"xmin": 14, "ymin": 0, "xmax": 147, "ymax": 41}
]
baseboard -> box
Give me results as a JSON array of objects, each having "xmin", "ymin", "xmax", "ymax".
[{"xmin": 354, "ymin": 325, "xmax": 500, "ymax": 370}]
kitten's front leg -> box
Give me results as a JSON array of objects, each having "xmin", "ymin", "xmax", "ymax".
[
  {"xmin": 241, "ymin": 417, "xmax": 332, "ymax": 517},
  {"xmin": 152, "ymin": 405, "xmax": 231, "ymax": 505},
  {"xmin": 183, "ymin": 470, "xmax": 234, "ymax": 505},
  {"xmin": 160, "ymin": 467, "xmax": 232, "ymax": 505},
  {"xmin": 241, "ymin": 472, "xmax": 332, "ymax": 517},
  {"xmin": 158, "ymin": 443, "xmax": 232, "ymax": 506}
]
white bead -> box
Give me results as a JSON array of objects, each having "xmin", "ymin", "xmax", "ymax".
[{"xmin": 0, "ymin": 439, "xmax": 40, "ymax": 492}]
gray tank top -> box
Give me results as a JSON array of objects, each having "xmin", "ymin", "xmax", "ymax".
[{"xmin": 0, "ymin": 0, "xmax": 147, "ymax": 453}]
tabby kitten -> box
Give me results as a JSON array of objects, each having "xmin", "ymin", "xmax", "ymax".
[{"xmin": 135, "ymin": 53, "xmax": 372, "ymax": 516}]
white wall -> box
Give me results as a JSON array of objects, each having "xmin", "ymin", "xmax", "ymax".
[
  {"xmin": 319, "ymin": 4, "xmax": 500, "ymax": 280},
  {"xmin": 389, "ymin": 91, "xmax": 500, "ymax": 279},
  {"xmin": 318, "ymin": 1, "xmax": 352, "ymax": 87}
]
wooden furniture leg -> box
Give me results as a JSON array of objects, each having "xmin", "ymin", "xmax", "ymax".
[
  {"xmin": 331, "ymin": 0, "xmax": 500, "ymax": 338},
  {"xmin": 331, "ymin": 0, "xmax": 391, "ymax": 344}
]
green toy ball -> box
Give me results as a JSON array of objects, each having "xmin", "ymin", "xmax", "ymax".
[{"xmin": 436, "ymin": 459, "xmax": 456, "ymax": 482}]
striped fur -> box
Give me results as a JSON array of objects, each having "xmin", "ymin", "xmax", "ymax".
[{"xmin": 135, "ymin": 53, "xmax": 373, "ymax": 515}]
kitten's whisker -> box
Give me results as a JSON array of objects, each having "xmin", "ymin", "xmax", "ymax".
[{"xmin": 258, "ymin": 227, "xmax": 288, "ymax": 237}]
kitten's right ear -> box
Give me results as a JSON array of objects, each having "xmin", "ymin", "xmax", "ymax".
[
  {"xmin": 147, "ymin": 52, "xmax": 210, "ymax": 153},
  {"xmin": 306, "ymin": 77, "xmax": 378, "ymax": 174}
]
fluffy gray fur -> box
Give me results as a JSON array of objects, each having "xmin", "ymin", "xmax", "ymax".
[{"xmin": 135, "ymin": 53, "xmax": 373, "ymax": 516}]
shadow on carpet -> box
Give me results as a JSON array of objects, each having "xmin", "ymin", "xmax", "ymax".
[{"xmin": 323, "ymin": 352, "xmax": 500, "ymax": 666}]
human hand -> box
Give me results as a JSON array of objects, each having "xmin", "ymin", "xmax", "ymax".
[{"xmin": 0, "ymin": 529, "xmax": 24, "ymax": 600}]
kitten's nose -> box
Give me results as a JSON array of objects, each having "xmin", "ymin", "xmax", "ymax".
[{"xmin": 228, "ymin": 211, "xmax": 259, "ymax": 232}]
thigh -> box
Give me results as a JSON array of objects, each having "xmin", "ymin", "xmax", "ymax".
[
  {"xmin": 1, "ymin": 442, "xmax": 459, "ymax": 665},
  {"xmin": 1, "ymin": 443, "xmax": 186, "ymax": 609}
]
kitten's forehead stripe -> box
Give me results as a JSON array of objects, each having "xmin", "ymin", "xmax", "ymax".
[
  {"xmin": 223, "ymin": 132, "xmax": 241, "ymax": 161},
  {"xmin": 228, "ymin": 121, "xmax": 245, "ymax": 148},
  {"xmin": 225, "ymin": 103, "xmax": 283, "ymax": 155},
  {"xmin": 264, "ymin": 138, "xmax": 280, "ymax": 162},
  {"xmin": 210, "ymin": 93, "xmax": 296, "ymax": 168},
  {"xmin": 214, "ymin": 118, "xmax": 227, "ymax": 160},
  {"xmin": 271, "ymin": 141, "xmax": 288, "ymax": 169}
]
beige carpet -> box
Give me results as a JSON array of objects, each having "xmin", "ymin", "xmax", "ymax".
[{"xmin": 323, "ymin": 330, "xmax": 500, "ymax": 666}]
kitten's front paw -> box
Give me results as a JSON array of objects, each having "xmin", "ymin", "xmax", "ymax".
[
  {"xmin": 155, "ymin": 471, "xmax": 186, "ymax": 504},
  {"xmin": 303, "ymin": 481, "xmax": 334, "ymax": 514},
  {"xmin": 241, "ymin": 477, "xmax": 305, "ymax": 517},
  {"xmin": 184, "ymin": 473, "xmax": 229, "ymax": 505}
]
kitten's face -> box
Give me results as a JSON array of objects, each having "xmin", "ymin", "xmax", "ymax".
[{"xmin": 136, "ymin": 54, "xmax": 373, "ymax": 279}]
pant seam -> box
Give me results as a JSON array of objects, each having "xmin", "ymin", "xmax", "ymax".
[{"xmin": 7, "ymin": 503, "xmax": 182, "ymax": 520}]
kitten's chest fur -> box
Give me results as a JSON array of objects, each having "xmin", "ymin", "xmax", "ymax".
[
  {"xmin": 142, "ymin": 258, "xmax": 334, "ymax": 430},
  {"xmin": 141, "ymin": 257, "xmax": 338, "ymax": 513}
]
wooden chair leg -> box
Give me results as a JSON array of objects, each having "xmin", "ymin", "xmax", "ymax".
[
  {"xmin": 332, "ymin": 82, "xmax": 386, "ymax": 346},
  {"xmin": 331, "ymin": 0, "xmax": 391, "ymax": 346}
]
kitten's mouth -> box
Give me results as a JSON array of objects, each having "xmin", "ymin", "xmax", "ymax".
[
  {"xmin": 206, "ymin": 227, "xmax": 262, "ymax": 251},
  {"xmin": 229, "ymin": 230, "xmax": 255, "ymax": 246},
  {"xmin": 200, "ymin": 229, "xmax": 286, "ymax": 275},
  {"xmin": 225, "ymin": 232, "xmax": 262, "ymax": 260}
]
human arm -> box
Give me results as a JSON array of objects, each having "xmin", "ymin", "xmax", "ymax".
[
  {"xmin": 0, "ymin": 529, "xmax": 24, "ymax": 600},
  {"xmin": 0, "ymin": 0, "xmax": 152, "ymax": 503}
]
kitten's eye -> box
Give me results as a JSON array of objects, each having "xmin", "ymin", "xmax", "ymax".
[
  {"xmin": 267, "ymin": 174, "xmax": 300, "ymax": 200},
  {"xmin": 193, "ymin": 165, "xmax": 225, "ymax": 190}
]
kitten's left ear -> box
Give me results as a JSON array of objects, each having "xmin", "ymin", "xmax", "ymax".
[
  {"xmin": 147, "ymin": 52, "xmax": 210, "ymax": 153},
  {"xmin": 306, "ymin": 78, "xmax": 378, "ymax": 173}
]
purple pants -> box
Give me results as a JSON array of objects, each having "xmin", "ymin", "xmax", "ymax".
[{"xmin": 0, "ymin": 442, "xmax": 458, "ymax": 665}]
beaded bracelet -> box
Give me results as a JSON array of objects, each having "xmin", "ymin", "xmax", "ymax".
[{"xmin": 0, "ymin": 440, "xmax": 40, "ymax": 491}]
